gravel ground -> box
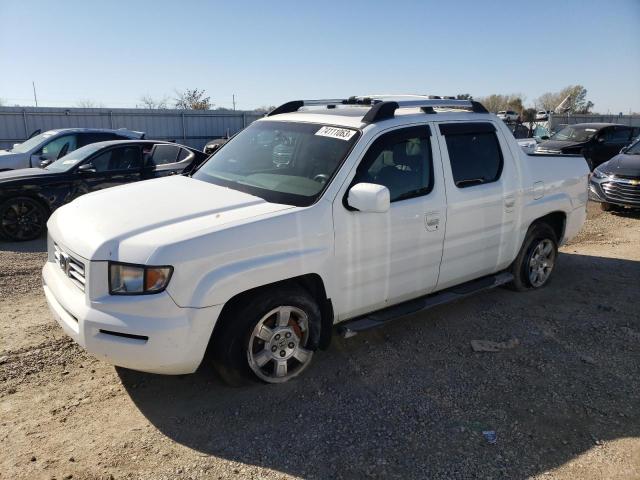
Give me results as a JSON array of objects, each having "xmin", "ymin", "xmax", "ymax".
[{"xmin": 1, "ymin": 202, "xmax": 639, "ymax": 480}]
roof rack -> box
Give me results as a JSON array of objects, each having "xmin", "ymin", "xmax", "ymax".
[{"xmin": 267, "ymin": 95, "xmax": 489, "ymax": 123}]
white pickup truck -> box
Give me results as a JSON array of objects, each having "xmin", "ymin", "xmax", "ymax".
[{"xmin": 43, "ymin": 96, "xmax": 589, "ymax": 385}]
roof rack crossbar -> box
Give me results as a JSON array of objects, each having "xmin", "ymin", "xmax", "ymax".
[{"xmin": 267, "ymin": 96, "xmax": 489, "ymax": 121}]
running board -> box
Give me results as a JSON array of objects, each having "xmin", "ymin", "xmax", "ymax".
[{"xmin": 337, "ymin": 272, "xmax": 514, "ymax": 338}]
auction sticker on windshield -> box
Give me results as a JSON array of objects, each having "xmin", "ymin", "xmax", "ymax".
[{"xmin": 315, "ymin": 126, "xmax": 357, "ymax": 141}]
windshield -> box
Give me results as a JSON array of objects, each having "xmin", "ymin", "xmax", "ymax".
[
  {"xmin": 627, "ymin": 138, "xmax": 640, "ymax": 155},
  {"xmin": 45, "ymin": 143, "xmax": 103, "ymax": 172},
  {"xmin": 193, "ymin": 121, "xmax": 360, "ymax": 207},
  {"xmin": 9, "ymin": 132, "xmax": 56, "ymax": 153},
  {"xmin": 550, "ymin": 126, "xmax": 598, "ymax": 142}
]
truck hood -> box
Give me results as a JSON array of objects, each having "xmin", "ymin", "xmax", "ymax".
[
  {"xmin": 599, "ymin": 153, "xmax": 640, "ymax": 177},
  {"xmin": 48, "ymin": 175, "xmax": 295, "ymax": 261}
]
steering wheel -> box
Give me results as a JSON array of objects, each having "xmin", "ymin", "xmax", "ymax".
[{"xmin": 313, "ymin": 173, "xmax": 329, "ymax": 184}]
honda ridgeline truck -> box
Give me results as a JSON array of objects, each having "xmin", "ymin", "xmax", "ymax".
[{"xmin": 42, "ymin": 96, "xmax": 589, "ymax": 384}]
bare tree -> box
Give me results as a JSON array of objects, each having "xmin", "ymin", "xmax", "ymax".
[
  {"xmin": 477, "ymin": 93, "xmax": 525, "ymax": 114},
  {"xmin": 174, "ymin": 88, "xmax": 212, "ymax": 110},
  {"xmin": 76, "ymin": 99, "xmax": 103, "ymax": 108},
  {"xmin": 253, "ymin": 105, "xmax": 277, "ymax": 114},
  {"xmin": 536, "ymin": 85, "xmax": 593, "ymax": 114},
  {"xmin": 139, "ymin": 94, "xmax": 168, "ymax": 109}
]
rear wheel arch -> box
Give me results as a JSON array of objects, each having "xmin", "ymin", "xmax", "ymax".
[{"xmin": 527, "ymin": 211, "xmax": 566, "ymax": 244}]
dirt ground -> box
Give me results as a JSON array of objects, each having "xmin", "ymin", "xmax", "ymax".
[{"xmin": 1, "ymin": 202, "xmax": 639, "ymax": 480}]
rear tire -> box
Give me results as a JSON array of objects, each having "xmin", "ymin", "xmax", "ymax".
[
  {"xmin": 509, "ymin": 223, "xmax": 558, "ymax": 292},
  {"xmin": 210, "ymin": 286, "xmax": 321, "ymax": 386},
  {"xmin": 0, "ymin": 197, "xmax": 48, "ymax": 242}
]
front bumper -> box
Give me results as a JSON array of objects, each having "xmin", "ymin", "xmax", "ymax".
[{"xmin": 42, "ymin": 261, "xmax": 223, "ymax": 375}]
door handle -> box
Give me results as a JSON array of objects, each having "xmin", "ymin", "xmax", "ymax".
[{"xmin": 425, "ymin": 212, "xmax": 440, "ymax": 232}]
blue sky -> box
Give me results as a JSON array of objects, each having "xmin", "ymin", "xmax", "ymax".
[{"xmin": 1, "ymin": 0, "xmax": 639, "ymax": 112}]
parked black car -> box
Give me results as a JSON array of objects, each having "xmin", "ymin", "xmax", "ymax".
[
  {"xmin": 0, "ymin": 140, "xmax": 207, "ymax": 241},
  {"xmin": 589, "ymin": 137, "xmax": 640, "ymax": 211},
  {"xmin": 535, "ymin": 123, "xmax": 640, "ymax": 170}
]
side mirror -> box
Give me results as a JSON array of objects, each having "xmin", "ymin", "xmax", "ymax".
[
  {"xmin": 596, "ymin": 136, "xmax": 605, "ymax": 143},
  {"xmin": 39, "ymin": 159, "xmax": 53, "ymax": 168},
  {"xmin": 347, "ymin": 183, "xmax": 390, "ymax": 213},
  {"xmin": 12, "ymin": 143, "xmax": 20, "ymax": 149},
  {"xmin": 620, "ymin": 146, "xmax": 629, "ymax": 154},
  {"xmin": 77, "ymin": 163, "xmax": 96, "ymax": 174}
]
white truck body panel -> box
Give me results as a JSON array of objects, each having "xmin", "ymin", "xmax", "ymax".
[{"xmin": 43, "ymin": 106, "xmax": 589, "ymax": 374}]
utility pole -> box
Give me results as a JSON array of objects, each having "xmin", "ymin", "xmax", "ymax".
[
  {"xmin": 32, "ymin": 81, "xmax": 38, "ymax": 107},
  {"xmin": 232, "ymin": 94, "xmax": 236, "ymax": 111}
]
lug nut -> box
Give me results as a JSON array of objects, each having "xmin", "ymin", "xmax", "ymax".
[
  {"xmin": 280, "ymin": 350, "xmax": 286, "ymax": 357},
  {"xmin": 271, "ymin": 345, "xmax": 277, "ymax": 352},
  {"xmin": 275, "ymin": 334, "xmax": 281, "ymax": 340},
  {"xmin": 285, "ymin": 332, "xmax": 291, "ymax": 338},
  {"xmin": 288, "ymin": 342, "xmax": 294, "ymax": 349}
]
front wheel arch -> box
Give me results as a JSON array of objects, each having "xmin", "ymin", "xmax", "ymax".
[{"xmin": 0, "ymin": 195, "xmax": 51, "ymax": 241}]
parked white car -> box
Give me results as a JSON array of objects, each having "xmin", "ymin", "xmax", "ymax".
[
  {"xmin": 536, "ymin": 110, "xmax": 552, "ymax": 121},
  {"xmin": 497, "ymin": 110, "xmax": 519, "ymax": 122},
  {"xmin": 43, "ymin": 96, "xmax": 589, "ymax": 384},
  {"xmin": 0, "ymin": 128, "xmax": 144, "ymax": 170}
]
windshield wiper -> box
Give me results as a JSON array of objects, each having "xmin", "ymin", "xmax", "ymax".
[{"xmin": 455, "ymin": 178, "xmax": 484, "ymax": 188}]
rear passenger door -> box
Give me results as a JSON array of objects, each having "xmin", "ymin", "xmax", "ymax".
[
  {"xmin": 333, "ymin": 125, "xmax": 447, "ymax": 319},
  {"xmin": 435, "ymin": 122, "xmax": 519, "ymax": 289},
  {"xmin": 143, "ymin": 144, "xmax": 195, "ymax": 178}
]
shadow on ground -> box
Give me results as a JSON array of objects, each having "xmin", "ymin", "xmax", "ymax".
[
  {"xmin": 118, "ymin": 252, "xmax": 640, "ymax": 479},
  {"xmin": 0, "ymin": 234, "xmax": 46, "ymax": 253}
]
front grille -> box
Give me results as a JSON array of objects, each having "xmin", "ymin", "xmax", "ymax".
[
  {"xmin": 53, "ymin": 243, "xmax": 86, "ymax": 291},
  {"xmin": 601, "ymin": 180, "xmax": 640, "ymax": 206}
]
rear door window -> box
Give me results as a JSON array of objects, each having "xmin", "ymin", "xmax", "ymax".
[
  {"xmin": 148, "ymin": 144, "xmax": 182, "ymax": 165},
  {"xmin": 440, "ymin": 123, "xmax": 503, "ymax": 188}
]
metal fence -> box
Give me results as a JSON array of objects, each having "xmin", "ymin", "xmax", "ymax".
[
  {"xmin": 549, "ymin": 113, "xmax": 640, "ymax": 131},
  {"xmin": 0, "ymin": 106, "xmax": 264, "ymax": 151}
]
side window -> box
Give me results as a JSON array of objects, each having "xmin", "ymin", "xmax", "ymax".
[
  {"xmin": 148, "ymin": 144, "xmax": 181, "ymax": 166},
  {"xmin": 77, "ymin": 132, "xmax": 120, "ymax": 147},
  {"xmin": 41, "ymin": 134, "xmax": 78, "ymax": 159},
  {"xmin": 604, "ymin": 128, "xmax": 631, "ymax": 144},
  {"xmin": 352, "ymin": 126, "xmax": 433, "ymax": 202},
  {"xmin": 440, "ymin": 123, "xmax": 503, "ymax": 188},
  {"xmin": 177, "ymin": 148, "xmax": 192, "ymax": 162},
  {"xmin": 89, "ymin": 146, "xmax": 141, "ymax": 172}
]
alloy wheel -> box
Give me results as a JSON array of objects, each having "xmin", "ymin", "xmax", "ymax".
[
  {"xmin": 247, "ymin": 306, "xmax": 313, "ymax": 383},
  {"xmin": 528, "ymin": 238, "xmax": 556, "ymax": 287}
]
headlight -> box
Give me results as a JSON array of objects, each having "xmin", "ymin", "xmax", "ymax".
[
  {"xmin": 591, "ymin": 168, "xmax": 608, "ymax": 179},
  {"xmin": 109, "ymin": 262, "xmax": 173, "ymax": 295}
]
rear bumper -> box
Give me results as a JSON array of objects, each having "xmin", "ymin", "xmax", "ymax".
[{"xmin": 43, "ymin": 261, "xmax": 222, "ymax": 375}]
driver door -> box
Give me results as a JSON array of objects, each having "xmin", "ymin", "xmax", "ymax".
[
  {"xmin": 31, "ymin": 134, "xmax": 78, "ymax": 167},
  {"xmin": 332, "ymin": 125, "xmax": 447, "ymax": 320},
  {"xmin": 75, "ymin": 145, "xmax": 143, "ymax": 195}
]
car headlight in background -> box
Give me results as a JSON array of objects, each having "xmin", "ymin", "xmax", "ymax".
[
  {"xmin": 109, "ymin": 262, "xmax": 173, "ymax": 295},
  {"xmin": 591, "ymin": 168, "xmax": 608, "ymax": 180}
]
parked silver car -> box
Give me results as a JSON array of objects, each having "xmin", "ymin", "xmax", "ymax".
[{"xmin": 0, "ymin": 128, "xmax": 144, "ymax": 171}]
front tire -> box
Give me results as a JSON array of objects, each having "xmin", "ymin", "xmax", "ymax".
[
  {"xmin": 211, "ymin": 286, "xmax": 321, "ymax": 385},
  {"xmin": 0, "ymin": 197, "xmax": 48, "ymax": 242},
  {"xmin": 509, "ymin": 223, "xmax": 558, "ymax": 291}
]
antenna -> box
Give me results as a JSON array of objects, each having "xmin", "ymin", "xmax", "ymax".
[{"xmin": 32, "ymin": 81, "xmax": 38, "ymax": 107}]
